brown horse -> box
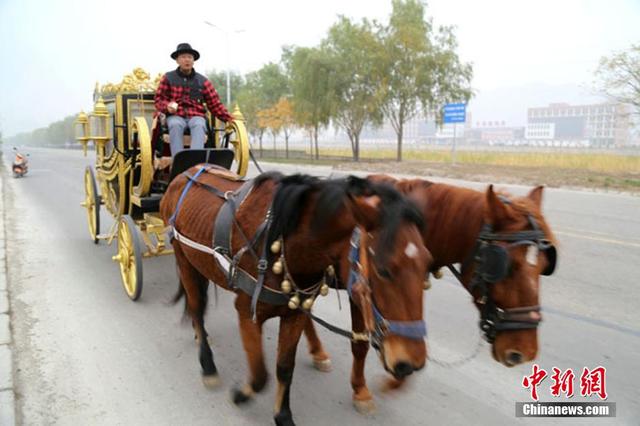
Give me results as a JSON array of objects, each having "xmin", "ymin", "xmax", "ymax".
[
  {"xmin": 160, "ymin": 169, "xmax": 430, "ymax": 425},
  {"xmin": 370, "ymin": 176, "xmax": 557, "ymax": 366},
  {"xmin": 304, "ymin": 176, "xmax": 557, "ymax": 378}
]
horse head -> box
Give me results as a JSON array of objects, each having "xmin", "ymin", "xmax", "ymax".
[
  {"xmin": 257, "ymin": 173, "xmax": 430, "ymax": 380},
  {"xmin": 478, "ymin": 185, "xmax": 557, "ymax": 366},
  {"xmin": 339, "ymin": 180, "xmax": 431, "ymax": 381}
]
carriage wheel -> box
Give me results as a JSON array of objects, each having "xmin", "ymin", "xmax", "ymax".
[
  {"xmin": 82, "ymin": 166, "xmax": 101, "ymax": 244},
  {"xmin": 131, "ymin": 117, "xmax": 153, "ymax": 197},
  {"xmin": 226, "ymin": 119, "xmax": 250, "ymax": 177},
  {"xmin": 113, "ymin": 215, "xmax": 143, "ymax": 301}
]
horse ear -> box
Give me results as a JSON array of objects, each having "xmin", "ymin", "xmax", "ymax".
[
  {"xmin": 351, "ymin": 281, "xmax": 375, "ymax": 333},
  {"xmin": 485, "ymin": 185, "xmax": 510, "ymax": 225},
  {"xmin": 349, "ymin": 195, "xmax": 381, "ymax": 231},
  {"xmin": 527, "ymin": 185, "xmax": 544, "ymax": 208}
]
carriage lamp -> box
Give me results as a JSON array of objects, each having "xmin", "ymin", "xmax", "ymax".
[
  {"xmin": 89, "ymin": 97, "xmax": 111, "ymax": 143},
  {"xmin": 74, "ymin": 111, "xmax": 90, "ymax": 156}
]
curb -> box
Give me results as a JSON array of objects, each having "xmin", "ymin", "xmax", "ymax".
[{"xmin": 0, "ymin": 152, "xmax": 16, "ymax": 426}]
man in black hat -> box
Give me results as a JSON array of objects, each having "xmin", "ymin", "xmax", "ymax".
[{"xmin": 155, "ymin": 43, "xmax": 234, "ymax": 156}]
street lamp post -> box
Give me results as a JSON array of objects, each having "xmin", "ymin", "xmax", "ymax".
[{"xmin": 203, "ymin": 21, "xmax": 245, "ymax": 106}]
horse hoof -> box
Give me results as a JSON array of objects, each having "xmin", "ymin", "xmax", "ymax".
[
  {"xmin": 353, "ymin": 399, "xmax": 376, "ymax": 415},
  {"xmin": 312, "ymin": 358, "xmax": 333, "ymax": 373},
  {"xmin": 202, "ymin": 374, "xmax": 221, "ymax": 389},
  {"xmin": 274, "ymin": 412, "xmax": 296, "ymax": 426},
  {"xmin": 231, "ymin": 385, "xmax": 253, "ymax": 405}
]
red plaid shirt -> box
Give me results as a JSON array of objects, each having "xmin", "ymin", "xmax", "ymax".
[{"xmin": 155, "ymin": 68, "xmax": 233, "ymax": 122}]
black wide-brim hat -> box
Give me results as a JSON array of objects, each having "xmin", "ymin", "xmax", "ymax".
[{"xmin": 171, "ymin": 43, "xmax": 200, "ymax": 61}]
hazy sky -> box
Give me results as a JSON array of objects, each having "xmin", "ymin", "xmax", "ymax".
[{"xmin": 1, "ymin": 0, "xmax": 639, "ymax": 136}]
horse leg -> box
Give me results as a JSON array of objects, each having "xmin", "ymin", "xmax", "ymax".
[
  {"xmin": 174, "ymin": 246, "xmax": 219, "ymax": 387},
  {"xmin": 231, "ymin": 297, "xmax": 269, "ymax": 404},
  {"xmin": 303, "ymin": 319, "xmax": 332, "ymax": 372},
  {"xmin": 273, "ymin": 313, "xmax": 307, "ymax": 426},
  {"xmin": 349, "ymin": 299, "xmax": 375, "ymax": 414}
]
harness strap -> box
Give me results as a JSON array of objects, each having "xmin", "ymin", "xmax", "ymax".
[
  {"xmin": 173, "ymin": 227, "xmax": 289, "ymax": 306},
  {"xmin": 213, "ymin": 180, "xmax": 255, "ymax": 255},
  {"xmin": 250, "ymin": 214, "xmax": 272, "ymax": 320},
  {"xmin": 173, "ymin": 227, "xmax": 216, "ymax": 255},
  {"xmin": 371, "ymin": 305, "xmax": 427, "ymax": 340},
  {"xmin": 169, "ymin": 166, "xmax": 208, "ymax": 226},
  {"xmin": 304, "ymin": 311, "xmax": 370, "ymax": 343}
]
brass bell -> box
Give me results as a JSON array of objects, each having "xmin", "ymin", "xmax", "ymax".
[
  {"xmin": 302, "ymin": 297, "xmax": 314, "ymax": 310},
  {"xmin": 326, "ymin": 265, "xmax": 335, "ymax": 277},
  {"xmin": 281, "ymin": 279, "xmax": 292, "ymax": 294},
  {"xmin": 423, "ymin": 279, "xmax": 432, "ymax": 290},
  {"xmin": 288, "ymin": 294, "xmax": 300, "ymax": 310},
  {"xmin": 270, "ymin": 240, "xmax": 281, "ymax": 254},
  {"xmin": 272, "ymin": 260, "xmax": 283, "ymax": 275},
  {"xmin": 319, "ymin": 283, "xmax": 329, "ymax": 297},
  {"xmin": 433, "ymin": 268, "xmax": 443, "ymax": 279}
]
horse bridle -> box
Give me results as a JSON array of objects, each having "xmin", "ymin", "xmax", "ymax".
[
  {"xmin": 347, "ymin": 227, "xmax": 427, "ymax": 350},
  {"xmin": 463, "ymin": 209, "xmax": 557, "ymax": 343}
]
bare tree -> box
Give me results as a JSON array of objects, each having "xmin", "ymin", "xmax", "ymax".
[{"xmin": 596, "ymin": 44, "xmax": 640, "ymax": 115}]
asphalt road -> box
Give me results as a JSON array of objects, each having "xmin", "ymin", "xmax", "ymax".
[{"xmin": 2, "ymin": 147, "xmax": 639, "ymax": 425}]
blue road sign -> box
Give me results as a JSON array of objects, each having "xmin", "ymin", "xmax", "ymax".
[{"xmin": 443, "ymin": 103, "xmax": 466, "ymax": 124}]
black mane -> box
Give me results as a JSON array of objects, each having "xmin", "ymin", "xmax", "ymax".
[
  {"xmin": 260, "ymin": 172, "xmax": 425, "ymax": 266},
  {"xmin": 368, "ymin": 182, "xmax": 425, "ymax": 267}
]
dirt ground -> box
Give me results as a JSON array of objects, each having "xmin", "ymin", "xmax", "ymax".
[{"xmin": 329, "ymin": 160, "xmax": 640, "ymax": 194}]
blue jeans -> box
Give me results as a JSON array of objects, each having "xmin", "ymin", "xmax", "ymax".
[{"xmin": 167, "ymin": 115, "xmax": 207, "ymax": 156}]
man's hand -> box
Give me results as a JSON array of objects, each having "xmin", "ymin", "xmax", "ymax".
[
  {"xmin": 167, "ymin": 101, "xmax": 178, "ymax": 114},
  {"xmin": 224, "ymin": 120, "xmax": 235, "ymax": 134}
]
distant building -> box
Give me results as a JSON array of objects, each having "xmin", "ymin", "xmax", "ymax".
[
  {"xmin": 466, "ymin": 119, "xmax": 524, "ymax": 144},
  {"xmin": 526, "ymin": 102, "xmax": 631, "ymax": 147}
]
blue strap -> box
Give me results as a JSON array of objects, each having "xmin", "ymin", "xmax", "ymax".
[
  {"xmin": 169, "ymin": 166, "xmax": 207, "ymax": 226},
  {"xmin": 372, "ymin": 304, "xmax": 427, "ymax": 339},
  {"xmin": 346, "ymin": 227, "xmax": 362, "ymax": 298},
  {"xmin": 348, "ymin": 227, "xmax": 427, "ymax": 341}
]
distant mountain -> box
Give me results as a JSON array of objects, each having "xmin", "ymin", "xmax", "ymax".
[{"xmin": 467, "ymin": 83, "xmax": 607, "ymax": 127}]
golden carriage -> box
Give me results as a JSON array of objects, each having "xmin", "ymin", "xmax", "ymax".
[{"xmin": 75, "ymin": 68, "xmax": 250, "ymax": 300}]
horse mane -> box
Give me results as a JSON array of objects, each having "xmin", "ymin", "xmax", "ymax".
[
  {"xmin": 266, "ymin": 173, "xmax": 325, "ymax": 248},
  {"xmin": 369, "ymin": 182, "xmax": 425, "ymax": 266}
]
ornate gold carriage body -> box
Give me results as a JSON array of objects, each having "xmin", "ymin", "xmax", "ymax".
[{"xmin": 76, "ymin": 68, "xmax": 250, "ymax": 300}]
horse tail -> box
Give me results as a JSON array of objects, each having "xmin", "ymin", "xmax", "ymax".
[
  {"xmin": 171, "ymin": 281, "xmax": 185, "ymax": 305},
  {"xmin": 170, "ymin": 275, "xmax": 189, "ymax": 323}
]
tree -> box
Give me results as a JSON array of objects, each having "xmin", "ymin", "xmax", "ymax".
[
  {"xmin": 378, "ymin": 0, "xmax": 473, "ymax": 161},
  {"xmin": 236, "ymin": 73, "xmax": 267, "ymax": 152},
  {"xmin": 206, "ymin": 70, "xmax": 245, "ymax": 107},
  {"xmin": 283, "ymin": 46, "xmax": 335, "ymax": 159},
  {"xmin": 596, "ymin": 44, "xmax": 640, "ymax": 114},
  {"xmin": 257, "ymin": 105, "xmax": 283, "ymax": 157},
  {"xmin": 235, "ymin": 63, "xmax": 289, "ymax": 156},
  {"xmin": 273, "ymin": 97, "xmax": 296, "ymax": 158},
  {"xmin": 322, "ymin": 17, "xmax": 385, "ymax": 161}
]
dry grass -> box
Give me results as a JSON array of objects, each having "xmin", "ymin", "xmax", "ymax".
[{"xmin": 315, "ymin": 148, "xmax": 640, "ymax": 174}]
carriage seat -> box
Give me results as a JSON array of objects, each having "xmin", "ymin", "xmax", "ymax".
[{"xmin": 153, "ymin": 115, "xmax": 209, "ymax": 149}]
